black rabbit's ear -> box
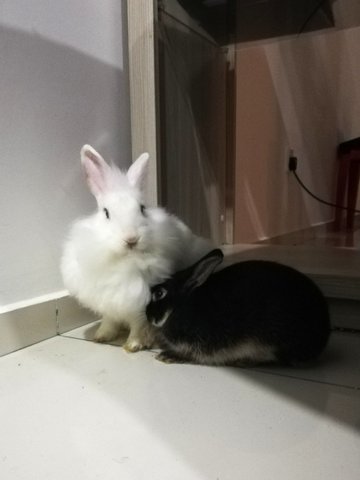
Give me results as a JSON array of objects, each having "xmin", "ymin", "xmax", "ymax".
[{"xmin": 182, "ymin": 249, "xmax": 223, "ymax": 293}]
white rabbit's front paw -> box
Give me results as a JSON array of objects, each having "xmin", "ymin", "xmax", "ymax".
[
  {"xmin": 123, "ymin": 331, "xmax": 155, "ymax": 352},
  {"xmin": 123, "ymin": 339, "xmax": 144, "ymax": 353},
  {"xmin": 123, "ymin": 319, "xmax": 156, "ymax": 352},
  {"xmin": 94, "ymin": 319, "xmax": 119, "ymax": 343}
]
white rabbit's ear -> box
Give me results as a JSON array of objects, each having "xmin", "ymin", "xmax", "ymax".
[
  {"xmin": 127, "ymin": 152, "xmax": 149, "ymax": 188},
  {"xmin": 80, "ymin": 144, "xmax": 110, "ymax": 197}
]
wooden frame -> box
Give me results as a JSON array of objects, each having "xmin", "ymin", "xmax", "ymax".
[{"xmin": 127, "ymin": 0, "xmax": 160, "ymax": 206}]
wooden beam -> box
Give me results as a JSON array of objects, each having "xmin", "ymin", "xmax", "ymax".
[{"xmin": 127, "ymin": 0, "xmax": 160, "ymax": 205}]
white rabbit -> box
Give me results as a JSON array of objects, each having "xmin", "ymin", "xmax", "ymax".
[{"xmin": 60, "ymin": 145, "xmax": 212, "ymax": 351}]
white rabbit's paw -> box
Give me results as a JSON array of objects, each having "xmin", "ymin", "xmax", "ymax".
[
  {"xmin": 123, "ymin": 339, "xmax": 144, "ymax": 353},
  {"xmin": 94, "ymin": 322, "xmax": 119, "ymax": 343}
]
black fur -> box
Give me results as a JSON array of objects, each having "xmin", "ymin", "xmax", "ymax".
[{"xmin": 146, "ymin": 249, "xmax": 330, "ymax": 366}]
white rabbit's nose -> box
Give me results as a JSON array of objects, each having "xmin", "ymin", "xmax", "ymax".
[{"xmin": 124, "ymin": 236, "xmax": 140, "ymax": 248}]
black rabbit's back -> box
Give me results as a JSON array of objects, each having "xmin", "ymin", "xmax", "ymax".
[{"xmin": 162, "ymin": 260, "xmax": 330, "ymax": 364}]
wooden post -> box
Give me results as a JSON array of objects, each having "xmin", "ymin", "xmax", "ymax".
[{"xmin": 127, "ymin": 0, "xmax": 160, "ymax": 206}]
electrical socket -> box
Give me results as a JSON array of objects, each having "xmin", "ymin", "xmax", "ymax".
[
  {"xmin": 288, "ymin": 149, "xmax": 297, "ymax": 172},
  {"xmin": 288, "ymin": 156, "xmax": 297, "ymax": 172}
]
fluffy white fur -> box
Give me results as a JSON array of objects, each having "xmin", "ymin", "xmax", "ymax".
[{"xmin": 61, "ymin": 145, "xmax": 212, "ymax": 351}]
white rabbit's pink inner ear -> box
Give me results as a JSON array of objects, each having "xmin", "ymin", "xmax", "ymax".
[
  {"xmin": 127, "ymin": 152, "xmax": 149, "ymax": 188},
  {"xmin": 80, "ymin": 145, "xmax": 109, "ymax": 197}
]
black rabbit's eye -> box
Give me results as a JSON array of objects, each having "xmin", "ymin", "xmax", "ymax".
[
  {"xmin": 103, "ymin": 208, "xmax": 110, "ymax": 219},
  {"xmin": 152, "ymin": 287, "xmax": 167, "ymax": 302},
  {"xmin": 140, "ymin": 204, "xmax": 146, "ymax": 216}
]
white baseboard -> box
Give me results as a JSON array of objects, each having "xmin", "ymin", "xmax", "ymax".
[
  {"xmin": 1, "ymin": 290, "xmax": 358, "ymax": 357},
  {"xmin": 56, "ymin": 296, "xmax": 96, "ymax": 335},
  {"xmin": 0, "ymin": 299, "xmax": 57, "ymax": 357},
  {"xmin": 0, "ymin": 294, "xmax": 95, "ymax": 357}
]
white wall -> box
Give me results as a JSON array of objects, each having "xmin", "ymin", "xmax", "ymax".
[
  {"xmin": 234, "ymin": 26, "xmax": 360, "ymax": 243},
  {"xmin": 0, "ymin": 1, "xmax": 131, "ymax": 308}
]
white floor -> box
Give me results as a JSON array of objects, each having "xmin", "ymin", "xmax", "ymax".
[{"xmin": 1, "ymin": 325, "xmax": 360, "ymax": 480}]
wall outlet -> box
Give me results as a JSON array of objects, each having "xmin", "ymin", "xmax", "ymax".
[{"xmin": 288, "ymin": 155, "xmax": 298, "ymax": 172}]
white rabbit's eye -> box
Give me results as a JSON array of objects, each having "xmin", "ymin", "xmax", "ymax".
[
  {"xmin": 140, "ymin": 204, "xmax": 146, "ymax": 216},
  {"xmin": 152, "ymin": 287, "xmax": 167, "ymax": 302},
  {"xmin": 103, "ymin": 208, "xmax": 110, "ymax": 219}
]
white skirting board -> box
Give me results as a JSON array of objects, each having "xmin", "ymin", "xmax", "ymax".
[
  {"xmin": 1, "ymin": 294, "xmax": 359, "ymax": 358},
  {"xmin": 0, "ymin": 282, "xmax": 359, "ymax": 357},
  {"xmin": 0, "ymin": 294, "xmax": 95, "ymax": 357}
]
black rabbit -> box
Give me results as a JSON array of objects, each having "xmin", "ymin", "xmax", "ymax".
[{"xmin": 146, "ymin": 249, "xmax": 330, "ymax": 366}]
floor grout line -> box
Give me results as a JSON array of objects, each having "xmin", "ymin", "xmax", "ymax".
[
  {"xmin": 252, "ymin": 367, "xmax": 360, "ymax": 392},
  {"xmin": 0, "ymin": 336, "xmax": 57, "ymax": 359}
]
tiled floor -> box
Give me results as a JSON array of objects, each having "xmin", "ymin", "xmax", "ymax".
[{"xmin": 1, "ymin": 324, "xmax": 359, "ymax": 480}]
